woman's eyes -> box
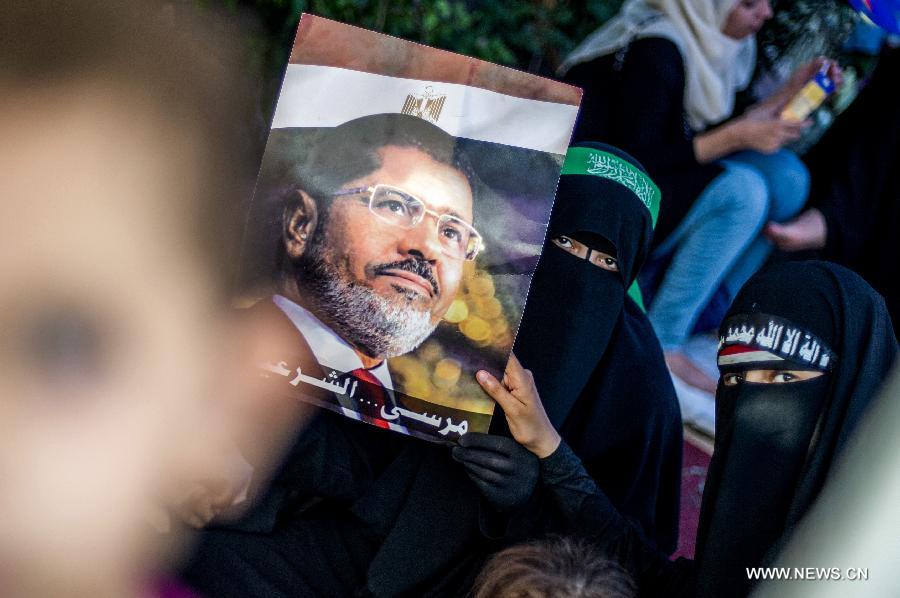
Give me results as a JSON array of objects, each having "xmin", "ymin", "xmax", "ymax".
[
  {"xmin": 590, "ymin": 252, "xmax": 619, "ymax": 272},
  {"xmin": 551, "ymin": 236, "xmax": 589, "ymax": 259},
  {"xmin": 552, "ymin": 236, "xmax": 618, "ymax": 272},
  {"xmin": 721, "ymin": 370, "xmax": 811, "ymax": 385},
  {"xmin": 723, "ymin": 373, "xmax": 743, "ymax": 386}
]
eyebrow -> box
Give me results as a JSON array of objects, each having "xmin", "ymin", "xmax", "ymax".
[
  {"xmin": 440, "ymin": 208, "xmax": 468, "ymax": 222},
  {"xmin": 415, "ymin": 193, "xmax": 472, "ymax": 225}
]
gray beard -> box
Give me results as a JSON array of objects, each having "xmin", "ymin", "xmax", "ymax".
[{"xmin": 299, "ymin": 251, "xmax": 438, "ymax": 359}]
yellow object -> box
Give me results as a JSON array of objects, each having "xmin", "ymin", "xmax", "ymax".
[
  {"xmin": 468, "ymin": 274, "xmax": 495, "ymax": 296},
  {"xmin": 781, "ymin": 80, "xmax": 828, "ymax": 122},
  {"xmin": 443, "ymin": 299, "xmax": 469, "ymax": 323},
  {"xmin": 461, "ymin": 316, "xmax": 492, "ymax": 342},
  {"xmin": 433, "ymin": 358, "xmax": 462, "ymax": 388}
]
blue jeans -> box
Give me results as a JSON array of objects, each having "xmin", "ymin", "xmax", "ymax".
[{"xmin": 648, "ymin": 149, "xmax": 809, "ymax": 350}]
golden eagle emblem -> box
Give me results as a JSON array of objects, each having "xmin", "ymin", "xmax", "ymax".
[{"xmin": 400, "ymin": 86, "xmax": 446, "ymax": 123}]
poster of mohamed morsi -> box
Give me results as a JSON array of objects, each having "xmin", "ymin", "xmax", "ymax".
[{"xmin": 238, "ymin": 14, "xmax": 581, "ymax": 443}]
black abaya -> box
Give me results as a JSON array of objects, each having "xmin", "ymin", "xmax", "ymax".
[
  {"xmin": 535, "ymin": 261, "xmax": 897, "ymax": 598},
  {"xmin": 803, "ymin": 48, "xmax": 900, "ymax": 333},
  {"xmin": 513, "ymin": 142, "xmax": 682, "ymax": 553}
]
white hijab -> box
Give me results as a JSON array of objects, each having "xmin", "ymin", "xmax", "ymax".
[{"xmin": 559, "ymin": 0, "xmax": 756, "ymax": 130}]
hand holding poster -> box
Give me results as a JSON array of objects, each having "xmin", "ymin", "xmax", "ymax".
[{"xmin": 239, "ymin": 15, "xmax": 580, "ymax": 442}]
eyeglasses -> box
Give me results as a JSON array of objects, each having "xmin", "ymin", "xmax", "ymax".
[{"xmin": 333, "ymin": 184, "xmax": 484, "ymax": 261}]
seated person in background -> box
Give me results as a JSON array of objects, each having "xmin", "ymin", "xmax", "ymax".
[
  {"xmin": 767, "ymin": 47, "xmax": 900, "ymax": 334},
  {"xmin": 0, "ymin": 1, "xmax": 262, "ymax": 596},
  {"xmin": 559, "ymin": 0, "xmax": 841, "ymax": 398},
  {"xmin": 472, "ymin": 536, "xmax": 636, "ymax": 598},
  {"xmin": 469, "ymin": 261, "xmax": 897, "ymax": 598},
  {"xmin": 509, "ymin": 142, "xmax": 682, "ymax": 553}
]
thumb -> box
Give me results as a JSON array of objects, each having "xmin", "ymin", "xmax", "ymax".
[{"xmin": 477, "ymin": 369, "xmax": 524, "ymax": 414}]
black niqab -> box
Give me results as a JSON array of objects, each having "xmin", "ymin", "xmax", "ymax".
[
  {"xmin": 513, "ymin": 142, "xmax": 682, "ymax": 552},
  {"xmin": 694, "ymin": 261, "xmax": 898, "ymax": 597}
]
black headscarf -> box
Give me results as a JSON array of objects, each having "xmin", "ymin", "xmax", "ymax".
[
  {"xmin": 694, "ymin": 261, "xmax": 898, "ymax": 598},
  {"xmin": 512, "ymin": 142, "xmax": 682, "ymax": 552}
]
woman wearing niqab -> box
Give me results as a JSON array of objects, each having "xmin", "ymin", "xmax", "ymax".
[
  {"xmin": 482, "ymin": 260, "xmax": 897, "ymax": 597},
  {"xmin": 512, "ymin": 142, "xmax": 683, "ymax": 553}
]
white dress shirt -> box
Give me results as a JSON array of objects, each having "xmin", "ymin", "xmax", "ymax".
[{"xmin": 272, "ymin": 294, "xmax": 394, "ymax": 390}]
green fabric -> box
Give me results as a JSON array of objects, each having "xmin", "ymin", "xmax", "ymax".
[
  {"xmin": 561, "ymin": 147, "xmax": 661, "ymax": 228},
  {"xmin": 627, "ymin": 281, "xmax": 645, "ymax": 311}
]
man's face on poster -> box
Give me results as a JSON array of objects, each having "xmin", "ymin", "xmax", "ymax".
[
  {"xmin": 287, "ymin": 144, "xmax": 475, "ymax": 359},
  {"xmin": 328, "ymin": 145, "xmax": 473, "ymax": 318}
]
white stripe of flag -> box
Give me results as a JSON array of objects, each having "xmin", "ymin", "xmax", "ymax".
[
  {"xmin": 718, "ymin": 350, "xmax": 784, "ymax": 366},
  {"xmin": 271, "ymin": 64, "xmax": 579, "ymax": 156}
]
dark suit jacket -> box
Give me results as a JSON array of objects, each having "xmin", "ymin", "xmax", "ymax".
[{"xmin": 189, "ymin": 298, "xmax": 503, "ymax": 597}]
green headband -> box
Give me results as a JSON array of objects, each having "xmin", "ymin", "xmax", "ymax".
[{"xmin": 561, "ymin": 147, "xmax": 661, "ymax": 228}]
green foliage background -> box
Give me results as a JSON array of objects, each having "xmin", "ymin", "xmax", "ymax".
[
  {"xmin": 209, "ymin": 0, "xmax": 625, "ymax": 78},
  {"xmin": 195, "ymin": 0, "xmax": 867, "ymax": 137}
]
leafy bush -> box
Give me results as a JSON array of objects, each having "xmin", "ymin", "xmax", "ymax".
[
  {"xmin": 200, "ymin": 0, "xmax": 868, "ymax": 136},
  {"xmin": 210, "ymin": 0, "xmax": 623, "ymax": 76}
]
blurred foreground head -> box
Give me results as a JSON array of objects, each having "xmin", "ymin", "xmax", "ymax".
[
  {"xmin": 472, "ymin": 536, "xmax": 636, "ymax": 598},
  {"xmin": 0, "ymin": 1, "xmax": 259, "ymax": 596}
]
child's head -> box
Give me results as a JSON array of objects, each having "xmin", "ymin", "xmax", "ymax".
[
  {"xmin": 472, "ymin": 536, "xmax": 636, "ymax": 598},
  {"xmin": 0, "ymin": 1, "xmax": 257, "ymax": 595}
]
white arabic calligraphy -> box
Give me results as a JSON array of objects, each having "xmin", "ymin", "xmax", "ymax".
[
  {"xmin": 288, "ymin": 366, "xmax": 353, "ymax": 395},
  {"xmin": 379, "ymin": 404, "xmax": 443, "ymax": 427},
  {"xmin": 438, "ymin": 417, "xmax": 469, "ymax": 436}
]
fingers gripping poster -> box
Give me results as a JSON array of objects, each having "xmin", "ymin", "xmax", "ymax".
[{"xmin": 239, "ymin": 14, "xmax": 581, "ymax": 442}]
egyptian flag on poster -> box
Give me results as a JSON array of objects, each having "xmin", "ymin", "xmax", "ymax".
[{"xmin": 270, "ymin": 15, "xmax": 580, "ymax": 155}]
